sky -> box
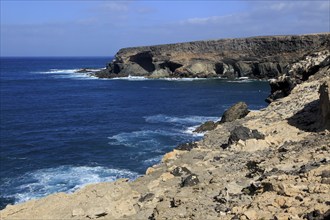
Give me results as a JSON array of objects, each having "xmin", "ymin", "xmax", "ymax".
[{"xmin": 1, "ymin": 0, "xmax": 329, "ymax": 57}]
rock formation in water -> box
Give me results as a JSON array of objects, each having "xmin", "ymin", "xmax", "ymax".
[{"xmin": 95, "ymin": 33, "xmax": 330, "ymax": 81}]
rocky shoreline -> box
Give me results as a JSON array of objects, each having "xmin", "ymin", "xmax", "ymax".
[
  {"xmin": 1, "ymin": 36, "xmax": 330, "ymax": 219},
  {"xmin": 94, "ymin": 33, "xmax": 330, "ymax": 103},
  {"xmin": 95, "ymin": 34, "xmax": 329, "ymax": 80}
]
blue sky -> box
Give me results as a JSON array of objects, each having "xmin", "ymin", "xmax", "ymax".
[{"xmin": 1, "ymin": 0, "xmax": 329, "ymax": 56}]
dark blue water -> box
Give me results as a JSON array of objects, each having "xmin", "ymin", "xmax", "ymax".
[{"xmin": 0, "ymin": 57, "xmax": 270, "ymax": 209}]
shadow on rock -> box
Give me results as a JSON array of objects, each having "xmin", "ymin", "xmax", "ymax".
[{"xmin": 287, "ymin": 100, "xmax": 321, "ymax": 132}]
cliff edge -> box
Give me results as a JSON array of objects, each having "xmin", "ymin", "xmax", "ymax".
[{"xmin": 96, "ymin": 33, "xmax": 330, "ymax": 81}]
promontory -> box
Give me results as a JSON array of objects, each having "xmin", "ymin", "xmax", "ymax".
[{"xmin": 95, "ymin": 33, "xmax": 329, "ymax": 81}]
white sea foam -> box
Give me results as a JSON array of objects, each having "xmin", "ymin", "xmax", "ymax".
[
  {"xmin": 162, "ymin": 77, "xmax": 210, "ymax": 81},
  {"xmin": 183, "ymin": 125, "xmax": 205, "ymax": 137},
  {"xmin": 108, "ymin": 129, "xmax": 178, "ymax": 147},
  {"xmin": 144, "ymin": 114, "xmax": 219, "ymax": 125},
  {"xmin": 111, "ymin": 75, "xmax": 151, "ymax": 81},
  {"xmin": 43, "ymin": 69, "xmax": 80, "ymax": 74},
  {"xmin": 35, "ymin": 69, "xmax": 99, "ymax": 80},
  {"xmin": 5, "ymin": 165, "xmax": 138, "ymax": 204},
  {"xmin": 142, "ymin": 155, "xmax": 163, "ymax": 166},
  {"xmin": 110, "ymin": 76, "xmax": 215, "ymax": 81}
]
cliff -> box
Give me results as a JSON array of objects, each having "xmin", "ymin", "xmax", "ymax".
[
  {"xmin": 95, "ymin": 33, "xmax": 330, "ymax": 81},
  {"xmin": 1, "ymin": 46, "xmax": 329, "ymax": 219}
]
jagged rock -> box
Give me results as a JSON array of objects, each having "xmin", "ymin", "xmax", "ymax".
[
  {"xmin": 220, "ymin": 102, "xmax": 250, "ymax": 123},
  {"xmin": 267, "ymin": 50, "xmax": 330, "ymax": 102},
  {"xmin": 139, "ymin": 193, "xmax": 154, "ymax": 203},
  {"xmin": 170, "ymin": 167, "xmax": 192, "ymax": 177},
  {"xmin": 246, "ymin": 161, "xmax": 265, "ymax": 178},
  {"xmin": 194, "ymin": 121, "xmax": 217, "ymax": 133},
  {"xmin": 304, "ymin": 210, "xmax": 323, "ymax": 220},
  {"xmin": 221, "ymin": 126, "xmax": 265, "ymax": 149},
  {"xmin": 228, "ymin": 126, "xmax": 265, "ymax": 144},
  {"xmin": 181, "ymin": 174, "xmax": 199, "ymax": 187},
  {"xmin": 175, "ymin": 142, "xmax": 198, "ymax": 151},
  {"xmin": 266, "ymin": 76, "xmax": 295, "ymax": 103}
]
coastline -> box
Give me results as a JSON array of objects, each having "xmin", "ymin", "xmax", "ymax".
[
  {"xmin": 1, "ymin": 38, "xmax": 329, "ymax": 219},
  {"xmin": 1, "ymin": 65, "xmax": 329, "ymax": 219}
]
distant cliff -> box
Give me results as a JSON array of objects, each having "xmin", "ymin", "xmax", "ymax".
[{"xmin": 95, "ymin": 33, "xmax": 330, "ymax": 79}]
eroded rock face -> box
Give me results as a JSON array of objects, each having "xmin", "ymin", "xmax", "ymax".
[
  {"xmin": 266, "ymin": 50, "xmax": 330, "ymax": 103},
  {"xmin": 319, "ymin": 80, "xmax": 330, "ymax": 129},
  {"xmin": 95, "ymin": 34, "xmax": 330, "ymax": 79}
]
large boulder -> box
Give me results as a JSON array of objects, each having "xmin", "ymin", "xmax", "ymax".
[
  {"xmin": 220, "ymin": 102, "xmax": 250, "ymax": 123},
  {"xmin": 194, "ymin": 121, "xmax": 217, "ymax": 133},
  {"xmin": 228, "ymin": 126, "xmax": 265, "ymax": 144}
]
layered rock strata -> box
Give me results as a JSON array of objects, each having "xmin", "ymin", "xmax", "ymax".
[
  {"xmin": 95, "ymin": 33, "xmax": 330, "ymax": 81},
  {"xmin": 1, "ymin": 47, "xmax": 330, "ymax": 220}
]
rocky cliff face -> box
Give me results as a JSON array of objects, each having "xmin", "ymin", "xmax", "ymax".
[{"xmin": 96, "ymin": 33, "xmax": 330, "ymax": 80}]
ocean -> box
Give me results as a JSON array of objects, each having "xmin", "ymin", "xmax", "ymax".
[{"xmin": 0, "ymin": 57, "xmax": 270, "ymax": 209}]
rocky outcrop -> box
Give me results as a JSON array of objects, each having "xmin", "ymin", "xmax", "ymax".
[
  {"xmin": 95, "ymin": 33, "xmax": 330, "ymax": 79},
  {"xmin": 266, "ymin": 50, "xmax": 330, "ymax": 102},
  {"xmin": 220, "ymin": 102, "xmax": 250, "ymax": 123},
  {"xmin": 194, "ymin": 101, "xmax": 249, "ymax": 133}
]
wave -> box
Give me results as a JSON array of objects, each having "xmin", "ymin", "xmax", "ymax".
[
  {"xmin": 108, "ymin": 129, "xmax": 178, "ymax": 148},
  {"xmin": 1, "ymin": 165, "xmax": 138, "ymax": 204},
  {"xmin": 111, "ymin": 75, "xmax": 151, "ymax": 81},
  {"xmin": 142, "ymin": 155, "xmax": 163, "ymax": 166},
  {"xmin": 34, "ymin": 69, "xmax": 99, "ymax": 80},
  {"xmin": 183, "ymin": 125, "xmax": 205, "ymax": 137},
  {"xmin": 110, "ymin": 75, "xmax": 217, "ymax": 82},
  {"xmin": 144, "ymin": 114, "xmax": 219, "ymax": 125}
]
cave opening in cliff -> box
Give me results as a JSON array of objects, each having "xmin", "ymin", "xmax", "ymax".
[
  {"xmin": 129, "ymin": 51, "xmax": 155, "ymax": 72},
  {"xmin": 159, "ymin": 61, "xmax": 183, "ymax": 72}
]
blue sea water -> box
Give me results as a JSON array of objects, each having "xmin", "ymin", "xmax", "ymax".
[{"xmin": 0, "ymin": 57, "xmax": 270, "ymax": 209}]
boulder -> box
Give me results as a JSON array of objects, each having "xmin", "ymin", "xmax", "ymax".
[
  {"xmin": 221, "ymin": 126, "xmax": 266, "ymax": 149},
  {"xmin": 181, "ymin": 174, "xmax": 199, "ymax": 187},
  {"xmin": 175, "ymin": 142, "xmax": 198, "ymax": 151},
  {"xmin": 194, "ymin": 121, "xmax": 217, "ymax": 133},
  {"xmin": 266, "ymin": 76, "xmax": 295, "ymax": 103},
  {"xmin": 228, "ymin": 126, "xmax": 265, "ymax": 144},
  {"xmin": 220, "ymin": 102, "xmax": 250, "ymax": 123},
  {"xmin": 170, "ymin": 167, "xmax": 192, "ymax": 177}
]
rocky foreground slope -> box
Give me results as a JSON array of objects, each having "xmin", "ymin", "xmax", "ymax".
[
  {"xmin": 1, "ymin": 48, "xmax": 330, "ymax": 220},
  {"xmin": 95, "ymin": 33, "xmax": 329, "ymax": 81}
]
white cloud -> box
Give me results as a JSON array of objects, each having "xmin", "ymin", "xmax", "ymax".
[
  {"xmin": 177, "ymin": 1, "xmax": 329, "ymax": 35},
  {"xmin": 103, "ymin": 1, "xmax": 130, "ymax": 12}
]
